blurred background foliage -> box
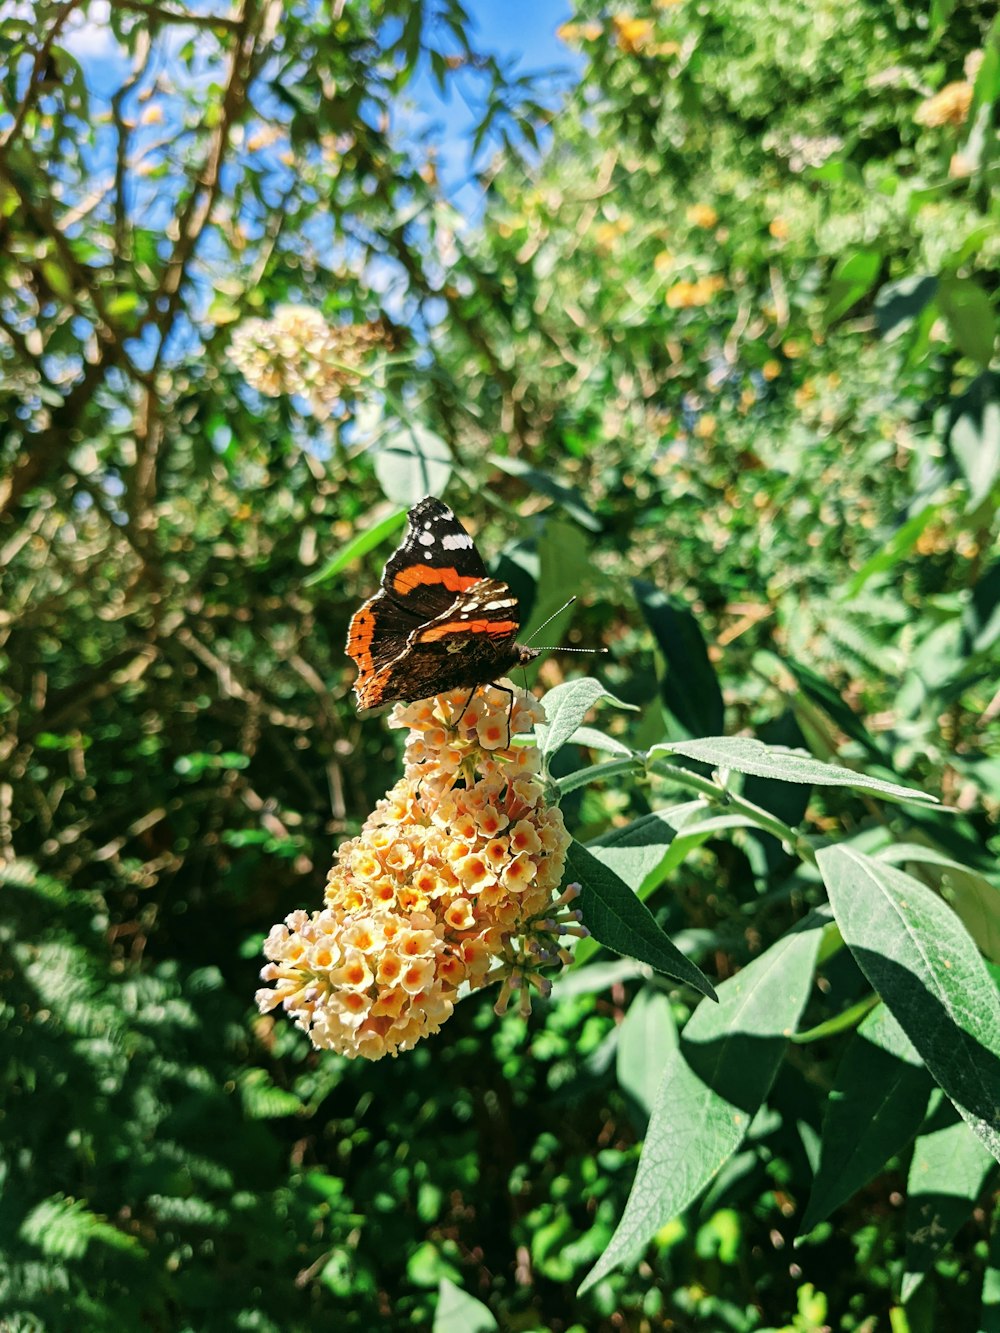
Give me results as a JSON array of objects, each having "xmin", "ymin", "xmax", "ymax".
[{"xmin": 1, "ymin": 0, "xmax": 999, "ymax": 1329}]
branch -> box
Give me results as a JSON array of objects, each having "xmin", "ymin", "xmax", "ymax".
[
  {"xmin": 0, "ymin": 359, "xmax": 114, "ymax": 519},
  {"xmin": 0, "ymin": 153, "xmax": 128, "ymax": 358},
  {"xmin": 111, "ymin": 29, "xmax": 152, "ymax": 272},
  {"xmin": 108, "ymin": 0, "xmax": 244, "ymax": 31},
  {"xmin": 0, "ymin": 0, "xmax": 83, "ymax": 151},
  {"xmin": 149, "ymin": 0, "xmax": 276, "ymax": 365}
]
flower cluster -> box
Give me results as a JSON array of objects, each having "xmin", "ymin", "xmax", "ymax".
[
  {"xmin": 666, "ymin": 275, "xmax": 725, "ymax": 309},
  {"xmin": 256, "ymin": 685, "xmax": 582, "ymax": 1060},
  {"xmin": 229, "ymin": 305, "xmax": 392, "ymax": 420},
  {"xmin": 915, "ymin": 80, "xmax": 974, "ymax": 129}
]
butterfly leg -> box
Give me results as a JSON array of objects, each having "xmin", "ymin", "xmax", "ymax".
[
  {"xmin": 489, "ymin": 682, "xmax": 515, "ymax": 749},
  {"xmin": 451, "ymin": 686, "xmax": 478, "ymax": 731}
]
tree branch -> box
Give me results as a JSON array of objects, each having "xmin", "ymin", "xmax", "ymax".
[
  {"xmin": 108, "ymin": 0, "xmax": 244, "ymax": 31},
  {"xmin": 149, "ymin": 0, "xmax": 275, "ymax": 366},
  {"xmin": 0, "ymin": 0, "xmax": 83, "ymax": 151}
]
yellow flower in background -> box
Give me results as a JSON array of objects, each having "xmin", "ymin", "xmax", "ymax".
[
  {"xmin": 594, "ymin": 215, "xmax": 632, "ymax": 254},
  {"xmin": 257, "ymin": 685, "xmax": 581, "ymax": 1060},
  {"xmin": 762, "ymin": 359, "xmax": 782, "ymax": 380},
  {"xmin": 666, "ymin": 274, "xmax": 725, "ymax": 308},
  {"xmin": 915, "ymin": 81, "xmax": 973, "ymax": 128},
  {"xmin": 557, "ymin": 20, "xmax": 603, "ymax": 45},
  {"xmin": 686, "ymin": 202, "xmax": 719, "ymax": 229},
  {"xmin": 769, "ymin": 217, "xmax": 790, "ymax": 240},
  {"xmin": 613, "ymin": 15, "xmax": 654, "ymax": 53},
  {"xmin": 654, "ymin": 249, "xmax": 675, "ymax": 273}
]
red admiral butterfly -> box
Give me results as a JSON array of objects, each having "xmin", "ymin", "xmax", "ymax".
[{"xmin": 346, "ymin": 497, "xmax": 540, "ymax": 712}]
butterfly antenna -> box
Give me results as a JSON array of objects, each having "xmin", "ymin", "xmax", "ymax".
[
  {"xmin": 525, "ymin": 597, "xmax": 608, "ymax": 654},
  {"xmin": 531, "ymin": 645, "xmax": 610, "ymax": 653},
  {"xmin": 524, "ymin": 597, "xmax": 577, "ymax": 645}
]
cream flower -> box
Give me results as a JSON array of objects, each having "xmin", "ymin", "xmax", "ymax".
[{"xmin": 256, "ymin": 683, "xmax": 580, "ymax": 1059}]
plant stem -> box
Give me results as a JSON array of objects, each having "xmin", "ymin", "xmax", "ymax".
[{"xmin": 648, "ymin": 759, "xmax": 817, "ymax": 865}]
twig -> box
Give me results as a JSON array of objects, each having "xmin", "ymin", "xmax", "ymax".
[
  {"xmin": 109, "ymin": 0, "xmax": 244, "ymax": 30},
  {"xmin": 0, "ymin": 0, "xmax": 83, "ymax": 150},
  {"xmin": 150, "ymin": 0, "xmax": 275, "ymax": 366}
]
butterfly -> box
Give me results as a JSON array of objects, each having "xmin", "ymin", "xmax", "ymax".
[{"xmin": 346, "ymin": 497, "xmax": 540, "ymax": 713}]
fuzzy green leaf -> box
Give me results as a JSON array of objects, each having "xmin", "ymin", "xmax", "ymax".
[
  {"xmin": 818, "ymin": 846, "xmax": 1000, "ymax": 1163},
  {"xmin": 653, "ymin": 736, "xmax": 938, "ymax": 804},
  {"xmin": 579, "ymin": 910, "xmax": 826, "ymax": 1292},
  {"xmin": 565, "ymin": 838, "xmax": 717, "ymax": 1001}
]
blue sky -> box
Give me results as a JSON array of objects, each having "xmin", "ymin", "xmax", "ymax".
[
  {"xmin": 55, "ymin": 0, "xmax": 581, "ymax": 220},
  {"xmin": 406, "ymin": 0, "xmax": 579, "ymax": 212}
]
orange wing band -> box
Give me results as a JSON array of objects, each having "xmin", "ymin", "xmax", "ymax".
[
  {"xmin": 346, "ymin": 605, "xmax": 377, "ymax": 672},
  {"xmin": 418, "ymin": 619, "xmax": 518, "ymax": 643},
  {"xmin": 392, "ymin": 566, "xmax": 482, "ymax": 595}
]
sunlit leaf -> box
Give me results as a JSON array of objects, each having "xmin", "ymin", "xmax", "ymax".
[
  {"xmin": 818, "ymin": 847, "xmax": 1000, "ymax": 1163},
  {"xmin": 580, "ymin": 911, "xmax": 827, "ymax": 1292},
  {"xmin": 565, "ymin": 839, "xmax": 717, "ymax": 1001},
  {"xmin": 651, "ymin": 737, "xmax": 938, "ymax": 804}
]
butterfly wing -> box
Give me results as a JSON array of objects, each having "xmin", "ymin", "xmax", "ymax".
[{"xmin": 346, "ymin": 496, "xmax": 494, "ymax": 709}]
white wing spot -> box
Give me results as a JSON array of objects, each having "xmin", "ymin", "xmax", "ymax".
[
  {"xmin": 423, "ymin": 521, "xmax": 432, "ymax": 530},
  {"xmin": 442, "ymin": 533, "xmax": 473, "ymax": 550},
  {"xmin": 424, "ymin": 551, "xmax": 432, "ymax": 559},
  {"xmin": 417, "ymin": 531, "xmax": 435, "ymax": 546}
]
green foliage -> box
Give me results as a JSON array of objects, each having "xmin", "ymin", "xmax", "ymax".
[{"xmin": 1, "ymin": 0, "xmax": 999, "ymax": 1329}]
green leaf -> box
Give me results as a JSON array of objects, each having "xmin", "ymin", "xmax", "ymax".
[
  {"xmin": 825, "ymin": 247, "xmax": 882, "ymax": 324},
  {"xmin": 875, "ymin": 274, "xmax": 938, "ymax": 341},
  {"xmin": 105, "ymin": 290, "xmax": 141, "ymax": 319},
  {"xmin": 408, "ymin": 1243, "xmax": 461, "ymax": 1289},
  {"xmin": 208, "ymin": 296, "xmax": 241, "ymax": 325},
  {"xmin": 579, "ymin": 911, "xmax": 826, "ymax": 1292},
  {"xmin": 634, "ymin": 580, "xmax": 723, "ymax": 739},
  {"xmin": 589, "ymin": 808, "xmax": 686, "ymax": 893},
  {"xmin": 21, "ymin": 1194, "xmax": 145, "ymax": 1259},
  {"xmin": 902, "ymin": 1098, "xmax": 997, "ymax": 1303},
  {"xmin": 238, "ymin": 1068, "xmax": 303, "ymax": 1119},
  {"xmin": 979, "ymin": 1207, "xmax": 1000, "ymax": 1332},
  {"xmin": 800, "ymin": 1004, "xmax": 933, "ymax": 1234},
  {"xmin": 518, "ymin": 517, "xmax": 591, "ymax": 683},
  {"xmin": 39, "ymin": 258, "xmax": 74, "ymax": 301},
  {"xmin": 938, "ymin": 277, "xmax": 996, "ymax": 369},
  {"xmin": 930, "ymin": 0, "xmax": 956, "ymax": 32},
  {"xmin": 971, "ymin": 16, "xmax": 1000, "ymax": 120},
  {"xmin": 374, "ymin": 423, "xmax": 452, "ymax": 506},
  {"xmin": 818, "ymin": 847, "xmax": 1000, "ymax": 1164},
  {"xmin": 843, "ymin": 502, "xmax": 941, "ymax": 597},
  {"xmin": 947, "ymin": 371, "xmax": 1000, "ymax": 511},
  {"xmin": 537, "ymin": 677, "xmax": 636, "ymax": 758},
  {"xmin": 565, "ymin": 839, "xmax": 717, "ymax": 1001},
  {"xmin": 876, "ymin": 843, "xmax": 1000, "ymax": 964},
  {"xmin": 434, "ymin": 1278, "xmax": 497, "ymax": 1333},
  {"xmin": 651, "ymin": 736, "xmax": 938, "ymax": 804},
  {"xmin": 572, "ymin": 804, "xmax": 755, "ymax": 966},
  {"xmin": 963, "ymin": 560, "xmax": 1000, "ymax": 659},
  {"xmin": 565, "ymin": 725, "xmax": 634, "ymax": 756},
  {"xmin": 617, "ymin": 988, "xmax": 678, "ymax": 1125},
  {"xmin": 488, "ymin": 454, "xmax": 601, "ymax": 530},
  {"xmin": 772, "ymin": 652, "xmax": 885, "ymax": 760},
  {"xmin": 304, "ymin": 506, "xmax": 407, "ymax": 586},
  {"xmin": 555, "ymin": 756, "xmax": 642, "ymax": 796}
]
